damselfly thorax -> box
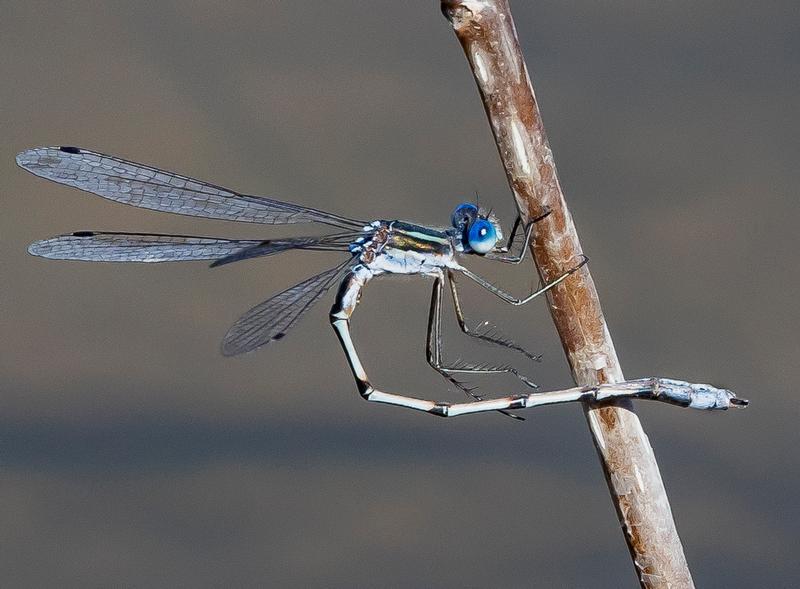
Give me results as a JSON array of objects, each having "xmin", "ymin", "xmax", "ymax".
[{"xmin": 351, "ymin": 221, "xmax": 459, "ymax": 277}]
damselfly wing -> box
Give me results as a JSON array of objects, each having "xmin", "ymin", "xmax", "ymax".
[{"xmin": 19, "ymin": 146, "xmax": 369, "ymax": 355}]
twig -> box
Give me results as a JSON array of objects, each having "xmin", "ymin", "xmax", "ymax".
[{"xmin": 440, "ymin": 1, "xmax": 740, "ymax": 586}]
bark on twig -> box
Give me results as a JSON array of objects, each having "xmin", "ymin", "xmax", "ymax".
[{"xmin": 441, "ymin": 1, "xmax": 695, "ymax": 586}]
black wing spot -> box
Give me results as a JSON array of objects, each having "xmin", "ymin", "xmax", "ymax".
[
  {"xmin": 59, "ymin": 146, "xmax": 82, "ymax": 154},
  {"xmin": 72, "ymin": 231, "xmax": 95, "ymax": 237},
  {"xmin": 273, "ymin": 333, "xmax": 286, "ymax": 340}
]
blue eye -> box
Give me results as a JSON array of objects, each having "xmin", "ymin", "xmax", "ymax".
[
  {"xmin": 468, "ymin": 219, "xmax": 498, "ymax": 254},
  {"xmin": 451, "ymin": 203, "xmax": 479, "ymax": 228}
]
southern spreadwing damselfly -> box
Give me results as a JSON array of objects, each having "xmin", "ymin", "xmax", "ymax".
[{"xmin": 18, "ymin": 146, "xmax": 746, "ymax": 417}]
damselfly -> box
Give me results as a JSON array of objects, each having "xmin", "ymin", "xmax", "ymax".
[{"xmin": 18, "ymin": 147, "xmax": 745, "ymax": 417}]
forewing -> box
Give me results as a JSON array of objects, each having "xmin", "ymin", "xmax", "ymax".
[
  {"xmin": 17, "ymin": 146, "xmax": 365, "ymax": 229},
  {"xmin": 28, "ymin": 232, "xmax": 262, "ymax": 263},
  {"xmin": 222, "ymin": 259, "xmax": 352, "ymax": 356}
]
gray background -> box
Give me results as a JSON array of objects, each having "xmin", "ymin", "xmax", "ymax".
[{"xmin": 2, "ymin": 1, "xmax": 797, "ymax": 587}]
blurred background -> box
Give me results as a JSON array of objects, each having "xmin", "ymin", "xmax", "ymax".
[{"xmin": 2, "ymin": 1, "xmax": 797, "ymax": 587}]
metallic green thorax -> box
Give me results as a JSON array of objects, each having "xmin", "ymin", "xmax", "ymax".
[{"xmin": 386, "ymin": 221, "xmax": 454, "ymax": 256}]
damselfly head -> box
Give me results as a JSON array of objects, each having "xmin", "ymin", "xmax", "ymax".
[{"xmin": 450, "ymin": 202, "xmax": 503, "ymax": 255}]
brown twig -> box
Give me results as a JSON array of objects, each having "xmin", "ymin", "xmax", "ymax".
[{"xmin": 441, "ymin": 1, "xmax": 696, "ymax": 586}]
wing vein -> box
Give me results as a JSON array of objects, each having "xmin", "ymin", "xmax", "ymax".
[
  {"xmin": 17, "ymin": 146, "xmax": 366, "ymax": 229},
  {"xmin": 221, "ymin": 257, "xmax": 353, "ymax": 356}
]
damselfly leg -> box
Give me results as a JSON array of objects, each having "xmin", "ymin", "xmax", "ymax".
[
  {"xmin": 484, "ymin": 209, "xmax": 550, "ymax": 264},
  {"xmin": 426, "ymin": 273, "xmax": 528, "ymax": 420},
  {"xmin": 447, "ymin": 270, "xmax": 542, "ymax": 362},
  {"xmin": 432, "ymin": 209, "xmax": 557, "ymax": 366},
  {"xmin": 459, "ymin": 255, "xmax": 589, "ymax": 306}
]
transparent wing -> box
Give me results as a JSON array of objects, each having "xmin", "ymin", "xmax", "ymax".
[
  {"xmin": 27, "ymin": 231, "xmax": 263, "ymax": 263},
  {"xmin": 210, "ymin": 231, "xmax": 363, "ymax": 267},
  {"xmin": 222, "ymin": 258, "xmax": 353, "ymax": 356},
  {"xmin": 28, "ymin": 230, "xmax": 363, "ymax": 265},
  {"xmin": 17, "ymin": 146, "xmax": 366, "ymax": 230}
]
